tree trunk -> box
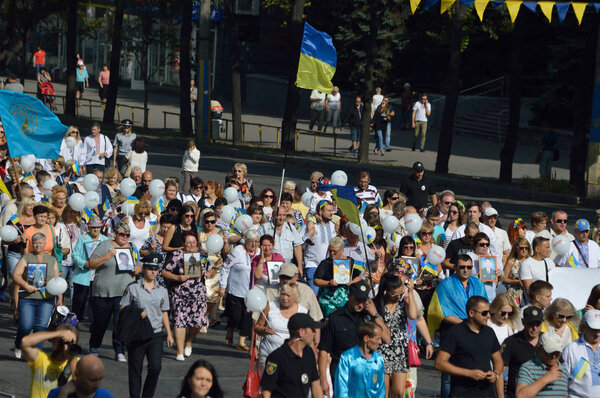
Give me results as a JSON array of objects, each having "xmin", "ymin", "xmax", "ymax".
[
  {"xmin": 225, "ymin": 1, "xmax": 243, "ymax": 145},
  {"xmin": 103, "ymin": 0, "xmax": 125, "ymax": 124},
  {"xmin": 435, "ymin": 3, "xmax": 467, "ymax": 175},
  {"xmin": 20, "ymin": 29, "xmax": 28, "ymax": 85},
  {"xmin": 499, "ymin": 18, "xmax": 523, "ymax": 183},
  {"xmin": 179, "ymin": 0, "xmax": 193, "ymax": 136},
  {"xmin": 570, "ymin": 16, "xmax": 598, "ymax": 194},
  {"xmin": 142, "ymin": 13, "xmax": 152, "ymax": 129},
  {"xmin": 65, "ymin": 0, "xmax": 78, "ymax": 116},
  {"xmin": 280, "ymin": 0, "xmax": 305, "ymax": 152},
  {"xmin": 358, "ymin": 2, "xmax": 379, "ymax": 164}
]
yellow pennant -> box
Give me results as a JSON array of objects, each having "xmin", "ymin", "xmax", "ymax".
[
  {"xmin": 410, "ymin": 0, "xmax": 422, "ymax": 14},
  {"xmin": 440, "ymin": 0, "xmax": 455, "ymax": 14},
  {"xmin": 505, "ymin": 0, "xmax": 523, "ymax": 23},
  {"xmin": 538, "ymin": 1, "xmax": 554, "ymax": 23},
  {"xmin": 571, "ymin": 2, "xmax": 586, "ymax": 25},
  {"xmin": 474, "ymin": 0, "xmax": 490, "ymax": 21}
]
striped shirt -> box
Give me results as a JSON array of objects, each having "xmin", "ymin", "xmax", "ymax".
[
  {"xmin": 355, "ymin": 185, "xmax": 382, "ymax": 208},
  {"xmin": 517, "ymin": 358, "xmax": 569, "ymax": 397}
]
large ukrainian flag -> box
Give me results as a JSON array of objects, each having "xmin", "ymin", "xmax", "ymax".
[
  {"xmin": 317, "ymin": 184, "xmax": 360, "ymax": 226},
  {"xmin": 295, "ymin": 23, "xmax": 337, "ymax": 94}
]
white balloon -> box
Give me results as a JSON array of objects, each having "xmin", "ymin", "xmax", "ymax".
[
  {"xmin": 427, "ymin": 245, "xmax": 446, "ymax": 265},
  {"xmin": 65, "ymin": 136, "xmax": 76, "ymax": 149},
  {"xmin": 122, "ymin": 202, "xmax": 135, "ymax": 216},
  {"xmin": 83, "ymin": 174, "xmax": 99, "ymax": 192},
  {"xmin": 224, "ymin": 187, "xmax": 238, "ymax": 204},
  {"xmin": 551, "ymin": 235, "xmax": 570, "ymax": 256},
  {"xmin": 234, "ymin": 214, "xmax": 253, "ymax": 233},
  {"xmin": 348, "ymin": 222, "xmax": 361, "ymax": 236},
  {"xmin": 206, "ymin": 234, "xmax": 224, "ymax": 254},
  {"xmin": 20, "ymin": 157, "xmax": 35, "ymax": 173},
  {"xmin": 364, "ymin": 226, "xmax": 376, "ymax": 245},
  {"xmin": 301, "ymin": 192, "xmax": 313, "ymax": 208},
  {"xmin": 0, "ymin": 225, "xmax": 19, "ymax": 241},
  {"xmin": 219, "ymin": 205, "xmax": 236, "ymax": 223},
  {"xmin": 331, "ymin": 170, "xmax": 348, "ymax": 186},
  {"xmin": 149, "ymin": 179, "xmax": 165, "ymax": 197},
  {"xmin": 382, "ymin": 216, "xmax": 399, "ymax": 233},
  {"xmin": 42, "ymin": 179, "xmax": 57, "ymax": 198},
  {"xmin": 68, "ymin": 193, "xmax": 86, "ymax": 212},
  {"xmin": 84, "ymin": 191, "xmax": 100, "ymax": 209},
  {"xmin": 404, "ymin": 214, "xmax": 423, "ymax": 235},
  {"xmin": 46, "ymin": 277, "xmax": 68, "ymax": 295},
  {"xmin": 245, "ymin": 287, "xmax": 267, "ymax": 312},
  {"xmin": 120, "ymin": 178, "xmax": 137, "ymax": 196}
]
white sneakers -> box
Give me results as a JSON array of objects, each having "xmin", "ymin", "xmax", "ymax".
[
  {"xmin": 175, "ymin": 354, "xmax": 185, "ymax": 361},
  {"xmin": 116, "ymin": 353, "xmax": 127, "ymax": 363},
  {"xmin": 184, "ymin": 346, "xmax": 192, "ymax": 357},
  {"xmin": 14, "ymin": 348, "xmax": 21, "ymax": 359}
]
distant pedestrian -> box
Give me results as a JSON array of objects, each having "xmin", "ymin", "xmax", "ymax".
[
  {"xmin": 4, "ymin": 74, "xmax": 24, "ymax": 92},
  {"xmin": 98, "ymin": 64, "xmax": 110, "ymax": 103},
  {"xmin": 343, "ymin": 96, "xmax": 363, "ymax": 155},
  {"xmin": 181, "ymin": 140, "xmax": 200, "ymax": 194},
  {"xmin": 309, "ymin": 89, "xmax": 326, "ymax": 131},
  {"xmin": 190, "ymin": 79, "xmax": 197, "ymax": 116},
  {"xmin": 324, "ymin": 86, "xmax": 341, "ymax": 134},
  {"xmin": 536, "ymin": 121, "xmax": 557, "ymax": 179},
  {"xmin": 113, "ymin": 119, "xmax": 136, "ymax": 176},
  {"xmin": 76, "ymin": 63, "xmax": 89, "ymax": 108},
  {"xmin": 32, "ymin": 44, "xmax": 46, "ymax": 76},
  {"xmin": 372, "ymin": 98, "xmax": 392, "ymax": 156},
  {"xmin": 383, "ymin": 97, "xmax": 395, "ymax": 152},
  {"xmin": 411, "ymin": 93, "xmax": 431, "ymax": 152},
  {"xmin": 371, "ymin": 87, "xmax": 384, "ymax": 116}
]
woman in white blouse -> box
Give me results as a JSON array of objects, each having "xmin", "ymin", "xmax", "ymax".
[
  {"xmin": 59, "ymin": 126, "xmax": 86, "ymax": 166},
  {"xmin": 219, "ymin": 229, "xmax": 260, "ymax": 351},
  {"xmin": 487, "ymin": 293, "xmax": 518, "ymax": 344}
]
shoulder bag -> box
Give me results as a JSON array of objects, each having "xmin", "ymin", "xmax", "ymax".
[
  {"xmin": 407, "ymin": 318, "xmax": 422, "ymax": 367},
  {"xmin": 242, "ymin": 333, "xmax": 260, "ymax": 398}
]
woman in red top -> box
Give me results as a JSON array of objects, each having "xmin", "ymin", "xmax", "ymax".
[{"xmin": 98, "ymin": 64, "xmax": 110, "ymax": 103}]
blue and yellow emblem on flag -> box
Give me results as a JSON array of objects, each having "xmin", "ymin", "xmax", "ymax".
[
  {"xmin": 0, "ymin": 90, "xmax": 68, "ymax": 159},
  {"xmin": 567, "ymin": 254, "xmax": 580, "ymax": 268},
  {"xmin": 295, "ymin": 23, "xmax": 337, "ymax": 94},
  {"xmin": 572, "ymin": 357, "xmax": 590, "ymax": 380}
]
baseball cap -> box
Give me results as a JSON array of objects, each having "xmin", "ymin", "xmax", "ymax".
[
  {"xmin": 141, "ymin": 253, "xmax": 162, "ymax": 270},
  {"xmin": 584, "ymin": 309, "xmax": 600, "ymax": 329},
  {"xmin": 288, "ymin": 313, "xmax": 324, "ymax": 332},
  {"xmin": 278, "ymin": 263, "xmax": 298, "ymax": 278},
  {"xmin": 575, "ymin": 219, "xmax": 590, "ymax": 231},
  {"xmin": 522, "ymin": 306, "xmax": 544, "ymax": 324},
  {"xmin": 539, "ymin": 333, "xmax": 563, "ymax": 354},
  {"xmin": 412, "ymin": 161, "xmax": 425, "ymax": 172},
  {"xmin": 349, "ymin": 281, "xmax": 370, "ymax": 300},
  {"xmin": 87, "ymin": 217, "xmax": 102, "ymax": 228},
  {"xmin": 484, "ymin": 208, "xmax": 498, "ymax": 217}
]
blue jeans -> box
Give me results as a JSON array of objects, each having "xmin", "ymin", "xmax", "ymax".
[
  {"xmin": 350, "ymin": 127, "xmax": 361, "ymax": 144},
  {"xmin": 305, "ymin": 267, "xmax": 319, "ymax": 296},
  {"xmin": 385, "ymin": 123, "xmax": 392, "ymax": 150},
  {"xmin": 16, "ymin": 297, "xmax": 55, "ymax": 348},
  {"xmin": 441, "ymin": 372, "xmax": 451, "ymax": 398},
  {"xmin": 375, "ymin": 130, "xmax": 384, "ymax": 152},
  {"xmin": 61, "ymin": 265, "xmax": 74, "ymax": 301}
]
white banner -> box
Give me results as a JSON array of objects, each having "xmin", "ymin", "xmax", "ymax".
[{"xmin": 548, "ymin": 267, "xmax": 600, "ymax": 310}]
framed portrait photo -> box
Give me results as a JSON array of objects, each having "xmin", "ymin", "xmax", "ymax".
[
  {"xmin": 115, "ymin": 248, "xmax": 134, "ymax": 272},
  {"xmin": 333, "ymin": 259, "xmax": 351, "ymax": 285},
  {"xmin": 266, "ymin": 261, "xmax": 283, "ymax": 285},
  {"xmin": 184, "ymin": 252, "xmax": 203, "ymax": 278},
  {"xmin": 401, "ymin": 256, "xmax": 420, "ymax": 274},
  {"xmin": 479, "ymin": 255, "xmax": 497, "ymax": 282},
  {"xmin": 85, "ymin": 241, "xmax": 101, "ymax": 259},
  {"xmin": 27, "ymin": 263, "xmax": 47, "ymax": 289}
]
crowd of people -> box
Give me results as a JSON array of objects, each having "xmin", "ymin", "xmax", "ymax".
[{"xmin": 1, "ymin": 117, "xmax": 599, "ymax": 398}]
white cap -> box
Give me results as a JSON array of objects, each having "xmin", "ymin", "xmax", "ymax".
[
  {"xmin": 535, "ymin": 230, "xmax": 553, "ymax": 240},
  {"xmin": 484, "ymin": 208, "xmax": 498, "ymax": 217},
  {"xmin": 584, "ymin": 309, "xmax": 600, "ymax": 329},
  {"xmin": 539, "ymin": 333, "xmax": 563, "ymax": 353}
]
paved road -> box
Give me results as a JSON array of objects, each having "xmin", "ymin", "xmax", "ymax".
[{"xmin": 0, "ymin": 146, "xmax": 595, "ymax": 397}]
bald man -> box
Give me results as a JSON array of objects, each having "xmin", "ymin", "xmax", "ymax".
[
  {"xmin": 48, "ymin": 355, "xmax": 115, "ymax": 398},
  {"xmin": 133, "ymin": 171, "xmax": 153, "ymax": 200}
]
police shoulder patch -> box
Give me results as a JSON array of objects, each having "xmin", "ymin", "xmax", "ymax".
[{"xmin": 266, "ymin": 361, "xmax": 278, "ymax": 375}]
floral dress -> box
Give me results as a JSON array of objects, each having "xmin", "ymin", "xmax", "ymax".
[
  {"xmin": 198, "ymin": 229, "xmax": 225, "ymax": 303},
  {"xmin": 506, "ymin": 258, "xmax": 524, "ymax": 306},
  {"xmin": 379, "ymin": 301, "xmax": 410, "ymax": 374},
  {"xmin": 164, "ymin": 249, "xmax": 212, "ymax": 328},
  {"xmin": 140, "ymin": 234, "xmax": 167, "ymax": 287}
]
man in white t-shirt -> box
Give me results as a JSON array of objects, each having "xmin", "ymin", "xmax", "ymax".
[
  {"xmin": 484, "ymin": 207, "xmax": 511, "ymax": 263},
  {"xmin": 411, "ymin": 93, "xmax": 431, "ymax": 152},
  {"xmin": 309, "ymin": 90, "xmax": 326, "ymax": 131},
  {"xmin": 519, "ymin": 236, "xmax": 555, "ymax": 294}
]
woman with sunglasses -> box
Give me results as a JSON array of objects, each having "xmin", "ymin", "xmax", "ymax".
[
  {"xmin": 542, "ymin": 298, "xmax": 580, "ymax": 350},
  {"xmin": 488, "ymin": 293, "xmax": 518, "ymax": 344},
  {"xmin": 87, "ymin": 222, "xmax": 141, "ymax": 360},
  {"xmin": 380, "ymin": 189, "xmax": 401, "ymax": 219},
  {"xmin": 232, "ymin": 163, "xmax": 254, "ymax": 205},
  {"xmin": 443, "ymin": 201, "xmax": 466, "ymax": 250},
  {"xmin": 200, "ymin": 180, "xmax": 223, "ymax": 210},
  {"xmin": 162, "ymin": 232, "xmax": 213, "ymax": 360},
  {"xmin": 503, "ymin": 237, "xmax": 530, "ymax": 307},
  {"xmin": 59, "ymin": 126, "xmax": 86, "ymax": 166},
  {"xmin": 258, "ymin": 188, "xmax": 277, "ymax": 222},
  {"xmin": 468, "ymin": 232, "xmax": 502, "ymax": 301},
  {"xmin": 187, "ymin": 176, "xmax": 204, "ymax": 204},
  {"xmin": 374, "ymin": 272, "xmax": 417, "ymax": 398},
  {"xmin": 50, "ymin": 157, "xmax": 65, "ymax": 181},
  {"xmin": 126, "ymin": 200, "xmax": 154, "ymax": 251},
  {"xmin": 508, "ymin": 218, "xmax": 527, "ymax": 245},
  {"xmin": 163, "ymin": 205, "xmax": 198, "ymax": 253},
  {"xmin": 198, "ymin": 209, "xmax": 229, "ymax": 328}
]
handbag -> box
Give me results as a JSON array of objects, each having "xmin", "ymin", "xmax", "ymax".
[
  {"xmin": 50, "ymin": 225, "xmax": 64, "ymax": 272},
  {"xmin": 407, "ymin": 318, "xmax": 421, "ymax": 367},
  {"xmin": 242, "ymin": 334, "xmax": 260, "ymax": 398}
]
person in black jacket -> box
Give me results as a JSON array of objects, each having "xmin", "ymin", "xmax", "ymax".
[
  {"xmin": 371, "ymin": 98, "xmax": 392, "ymax": 157},
  {"xmin": 343, "ymin": 96, "xmax": 363, "ymax": 155}
]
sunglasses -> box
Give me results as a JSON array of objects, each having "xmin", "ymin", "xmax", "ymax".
[
  {"xmin": 556, "ymin": 313, "xmax": 574, "ymax": 320},
  {"xmin": 263, "ymin": 195, "xmax": 274, "ymax": 198},
  {"xmin": 458, "ymin": 265, "xmax": 473, "ymax": 270},
  {"xmin": 500, "ymin": 311, "xmax": 513, "ymax": 317},
  {"xmin": 556, "ymin": 219, "xmax": 567, "ymax": 223},
  {"xmin": 183, "ymin": 214, "xmax": 194, "ymax": 219},
  {"xmin": 518, "ymin": 246, "xmax": 529, "ymax": 250},
  {"xmin": 139, "ymin": 212, "xmax": 149, "ymax": 216},
  {"xmin": 474, "ymin": 310, "xmax": 490, "ymax": 316},
  {"xmin": 205, "ymin": 219, "xmax": 216, "ymax": 224},
  {"xmin": 193, "ymin": 186, "xmax": 202, "ymax": 189},
  {"xmin": 70, "ymin": 131, "xmax": 79, "ymax": 134},
  {"xmin": 118, "ymin": 232, "xmax": 130, "ymax": 238},
  {"xmin": 390, "ymin": 196, "xmax": 399, "ymax": 200},
  {"xmin": 444, "ymin": 201, "xmax": 452, "ymax": 205},
  {"xmin": 477, "ymin": 242, "xmax": 490, "ymax": 247},
  {"xmin": 464, "ymin": 235, "xmax": 475, "ymax": 240},
  {"xmin": 449, "ymin": 210, "xmax": 459, "ymax": 215},
  {"xmin": 421, "ymin": 231, "xmax": 433, "ymax": 236}
]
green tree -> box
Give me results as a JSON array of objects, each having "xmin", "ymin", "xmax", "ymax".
[{"xmin": 179, "ymin": 0, "xmax": 193, "ymax": 136}]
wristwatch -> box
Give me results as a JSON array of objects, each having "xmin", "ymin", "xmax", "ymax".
[
  {"xmin": 425, "ymin": 342, "xmax": 434, "ymax": 346},
  {"xmin": 372, "ymin": 313, "xmax": 382, "ymax": 319}
]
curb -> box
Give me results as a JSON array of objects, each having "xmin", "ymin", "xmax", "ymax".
[{"xmin": 142, "ymin": 136, "xmax": 600, "ymax": 209}]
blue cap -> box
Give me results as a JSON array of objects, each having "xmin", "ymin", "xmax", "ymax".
[{"xmin": 575, "ymin": 219, "xmax": 590, "ymax": 231}]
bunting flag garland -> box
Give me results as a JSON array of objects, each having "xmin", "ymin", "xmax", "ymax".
[{"xmin": 410, "ymin": 0, "xmax": 597, "ymax": 26}]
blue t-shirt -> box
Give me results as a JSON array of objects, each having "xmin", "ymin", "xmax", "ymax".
[
  {"xmin": 48, "ymin": 387, "xmax": 115, "ymax": 398},
  {"xmin": 76, "ymin": 69, "xmax": 89, "ymax": 82}
]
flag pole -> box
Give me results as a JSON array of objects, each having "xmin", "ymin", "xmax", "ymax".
[
  {"xmin": 357, "ymin": 222, "xmax": 376, "ymax": 299},
  {"xmin": 8, "ymin": 157, "xmax": 23, "ymax": 201}
]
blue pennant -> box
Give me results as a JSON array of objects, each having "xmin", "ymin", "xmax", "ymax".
[
  {"xmin": 523, "ymin": 1, "xmax": 538, "ymax": 12},
  {"xmin": 555, "ymin": 3, "xmax": 570, "ymax": 22}
]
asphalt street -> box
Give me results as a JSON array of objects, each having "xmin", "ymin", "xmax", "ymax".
[{"xmin": 0, "ymin": 147, "xmax": 596, "ymax": 397}]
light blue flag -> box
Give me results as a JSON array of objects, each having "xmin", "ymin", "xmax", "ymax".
[{"xmin": 0, "ymin": 90, "xmax": 67, "ymax": 158}]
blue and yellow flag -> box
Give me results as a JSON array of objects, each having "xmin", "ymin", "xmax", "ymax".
[
  {"xmin": 572, "ymin": 357, "xmax": 590, "ymax": 380},
  {"xmin": 72, "ymin": 161, "xmax": 81, "ymax": 174},
  {"xmin": 0, "ymin": 91, "xmax": 67, "ymax": 158},
  {"xmin": 102, "ymin": 197, "xmax": 111, "ymax": 212},
  {"xmin": 0, "ymin": 179, "xmax": 12, "ymax": 200},
  {"xmin": 567, "ymin": 254, "xmax": 580, "ymax": 268},
  {"xmin": 22, "ymin": 172, "xmax": 34, "ymax": 183},
  {"xmin": 317, "ymin": 184, "xmax": 360, "ymax": 226},
  {"xmin": 295, "ymin": 23, "xmax": 337, "ymax": 94},
  {"xmin": 155, "ymin": 197, "xmax": 166, "ymax": 214},
  {"xmin": 127, "ymin": 196, "xmax": 139, "ymax": 205},
  {"xmin": 9, "ymin": 213, "xmax": 20, "ymax": 225}
]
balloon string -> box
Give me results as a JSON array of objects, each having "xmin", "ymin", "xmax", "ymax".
[{"xmin": 261, "ymin": 310, "xmax": 274, "ymax": 329}]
